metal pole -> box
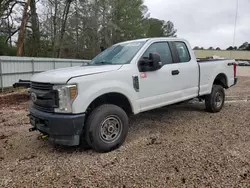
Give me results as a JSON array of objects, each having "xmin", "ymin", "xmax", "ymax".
[
  {"xmin": 230, "ymin": 0, "xmax": 239, "ymax": 59},
  {"xmin": 71, "ymin": 61, "xmax": 73, "ymax": 67},
  {"xmin": 0, "ymin": 59, "xmax": 3, "ymax": 92}
]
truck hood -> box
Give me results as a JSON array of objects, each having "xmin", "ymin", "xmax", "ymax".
[{"xmin": 31, "ymin": 65, "xmax": 122, "ymax": 83}]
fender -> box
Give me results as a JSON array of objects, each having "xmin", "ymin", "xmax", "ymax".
[
  {"xmin": 208, "ymin": 72, "xmax": 228, "ymax": 93},
  {"xmin": 71, "ymin": 79, "xmax": 140, "ymax": 114}
]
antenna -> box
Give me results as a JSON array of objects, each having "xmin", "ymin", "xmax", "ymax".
[{"xmin": 230, "ymin": 0, "xmax": 239, "ymax": 58}]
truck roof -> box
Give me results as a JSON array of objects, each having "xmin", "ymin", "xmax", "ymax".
[{"xmin": 117, "ymin": 37, "xmax": 188, "ymax": 45}]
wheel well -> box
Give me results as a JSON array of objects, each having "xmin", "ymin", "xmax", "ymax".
[
  {"xmin": 213, "ymin": 73, "xmax": 228, "ymax": 88},
  {"xmin": 86, "ymin": 93, "xmax": 133, "ymax": 116}
]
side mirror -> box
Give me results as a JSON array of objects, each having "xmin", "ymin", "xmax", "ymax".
[
  {"xmin": 149, "ymin": 52, "xmax": 162, "ymax": 69},
  {"xmin": 138, "ymin": 52, "xmax": 162, "ymax": 72}
]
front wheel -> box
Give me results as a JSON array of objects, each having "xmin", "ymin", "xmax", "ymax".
[
  {"xmin": 205, "ymin": 85, "xmax": 225, "ymax": 113},
  {"xmin": 84, "ymin": 104, "xmax": 129, "ymax": 153}
]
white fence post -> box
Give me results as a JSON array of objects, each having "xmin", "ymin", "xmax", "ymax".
[
  {"xmin": 0, "ymin": 58, "xmax": 3, "ymax": 92},
  {"xmin": 53, "ymin": 59, "xmax": 56, "ymax": 69},
  {"xmin": 32, "ymin": 59, "xmax": 35, "ymax": 74}
]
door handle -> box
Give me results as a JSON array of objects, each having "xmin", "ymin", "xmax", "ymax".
[{"xmin": 172, "ymin": 70, "xmax": 179, "ymax": 75}]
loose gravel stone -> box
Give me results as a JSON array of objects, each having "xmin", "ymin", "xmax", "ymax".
[{"xmin": 0, "ymin": 74, "xmax": 250, "ymax": 187}]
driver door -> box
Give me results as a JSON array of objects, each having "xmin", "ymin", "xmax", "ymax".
[{"xmin": 137, "ymin": 42, "xmax": 181, "ymax": 112}]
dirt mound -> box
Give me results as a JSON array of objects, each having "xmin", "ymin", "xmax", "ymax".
[{"xmin": 0, "ymin": 91, "xmax": 30, "ymax": 106}]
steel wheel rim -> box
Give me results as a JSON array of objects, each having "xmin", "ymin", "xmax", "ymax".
[
  {"xmin": 215, "ymin": 91, "xmax": 223, "ymax": 108},
  {"xmin": 100, "ymin": 115, "xmax": 123, "ymax": 143}
]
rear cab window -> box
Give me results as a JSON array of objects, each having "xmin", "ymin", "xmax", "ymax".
[{"xmin": 174, "ymin": 41, "xmax": 191, "ymax": 63}]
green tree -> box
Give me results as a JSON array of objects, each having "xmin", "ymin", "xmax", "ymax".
[
  {"xmin": 145, "ymin": 18, "xmax": 164, "ymax": 37},
  {"xmin": 109, "ymin": 0, "xmax": 148, "ymax": 43},
  {"xmin": 1, "ymin": 0, "xmax": 177, "ymax": 59},
  {"xmin": 246, "ymin": 44, "xmax": 250, "ymax": 50},
  {"xmin": 239, "ymin": 42, "xmax": 249, "ymax": 50},
  {"xmin": 30, "ymin": 0, "xmax": 40, "ymax": 57},
  {"xmin": 238, "ymin": 42, "xmax": 250, "ymax": 50},
  {"xmin": 145, "ymin": 18, "xmax": 177, "ymax": 37},
  {"xmin": 163, "ymin": 21, "xmax": 177, "ymax": 37},
  {"xmin": 0, "ymin": 36, "xmax": 16, "ymax": 56}
]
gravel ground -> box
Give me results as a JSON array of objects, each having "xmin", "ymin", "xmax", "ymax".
[{"xmin": 0, "ymin": 75, "xmax": 250, "ymax": 187}]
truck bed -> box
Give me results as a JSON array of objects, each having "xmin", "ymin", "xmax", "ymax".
[
  {"xmin": 198, "ymin": 58, "xmax": 235, "ymax": 96},
  {"xmin": 197, "ymin": 59, "xmax": 231, "ymax": 63}
]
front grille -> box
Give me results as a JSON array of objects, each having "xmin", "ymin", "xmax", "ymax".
[
  {"xmin": 30, "ymin": 82, "xmax": 53, "ymax": 91},
  {"xmin": 33, "ymin": 104, "xmax": 54, "ymax": 113},
  {"xmin": 30, "ymin": 82, "xmax": 58, "ymax": 112}
]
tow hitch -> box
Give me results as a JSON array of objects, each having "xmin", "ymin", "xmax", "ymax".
[{"xmin": 38, "ymin": 134, "xmax": 49, "ymax": 140}]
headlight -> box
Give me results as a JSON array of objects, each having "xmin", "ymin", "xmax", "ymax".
[{"xmin": 53, "ymin": 84, "xmax": 77, "ymax": 113}]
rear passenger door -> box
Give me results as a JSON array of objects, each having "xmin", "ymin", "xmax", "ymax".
[{"xmin": 171, "ymin": 41, "xmax": 199, "ymax": 99}]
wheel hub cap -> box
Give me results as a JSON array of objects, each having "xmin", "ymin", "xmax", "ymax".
[
  {"xmin": 100, "ymin": 115, "xmax": 122, "ymax": 143},
  {"xmin": 215, "ymin": 92, "xmax": 223, "ymax": 108},
  {"xmin": 108, "ymin": 126, "xmax": 115, "ymax": 133}
]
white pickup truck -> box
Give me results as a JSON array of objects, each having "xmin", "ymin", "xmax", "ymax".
[{"xmin": 28, "ymin": 37, "xmax": 238, "ymax": 152}]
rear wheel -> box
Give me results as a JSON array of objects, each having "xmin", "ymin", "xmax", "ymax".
[
  {"xmin": 84, "ymin": 104, "xmax": 129, "ymax": 153},
  {"xmin": 205, "ymin": 85, "xmax": 225, "ymax": 113}
]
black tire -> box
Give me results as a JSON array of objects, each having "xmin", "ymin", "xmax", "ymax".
[
  {"xmin": 84, "ymin": 104, "xmax": 129, "ymax": 153},
  {"xmin": 205, "ymin": 85, "xmax": 225, "ymax": 113}
]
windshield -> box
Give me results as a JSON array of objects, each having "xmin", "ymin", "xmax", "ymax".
[{"xmin": 89, "ymin": 41, "xmax": 146, "ymax": 65}]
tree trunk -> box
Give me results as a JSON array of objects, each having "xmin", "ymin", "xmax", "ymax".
[
  {"xmin": 75, "ymin": 0, "xmax": 79, "ymax": 58},
  {"xmin": 91, "ymin": 0, "xmax": 99, "ymax": 57},
  {"xmin": 16, "ymin": 0, "xmax": 31, "ymax": 56},
  {"xmin": 7, "ymin": 9, "xmax": 12, "ymax": 46},
  {"xmin": 57, "ymin": 0, "xmax": 72, "ymax": 58},
  {"xmin": 30, "ymin": 0, "xmax": 40, "ymax": 57},
  {"xmin": 52, "ymin": 0, "xmax": 58, "ymax": 57},
  {"xmin": 101, "ymin": 0, "xmax": 107, "ymax": 47}
]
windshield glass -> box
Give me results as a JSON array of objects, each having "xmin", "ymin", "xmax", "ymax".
[{"xmin": 89, "ymin": 41, "xmax": 146, "ymax": 65}]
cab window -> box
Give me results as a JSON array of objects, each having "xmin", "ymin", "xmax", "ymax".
[
  {"xmin": 174, "ymin": 42, "xmax": 191, "ymax": 63},
  {"xmin": 141, "ymin": 42, "xmax": 173, "ymax": 65}
]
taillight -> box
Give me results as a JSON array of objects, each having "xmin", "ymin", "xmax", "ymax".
[{"xmin": 234, "ymin": 62, "xmax": 237, "ymax": 78}]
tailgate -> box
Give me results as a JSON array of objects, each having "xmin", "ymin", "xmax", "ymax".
[{"xmin": 226, "ymin": 61, "xmax": 237, "ymax": 87}]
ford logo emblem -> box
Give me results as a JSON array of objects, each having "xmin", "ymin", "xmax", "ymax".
[{"xmin": 31, "ymin": 92, "xmax": 37, "ymax": 102}]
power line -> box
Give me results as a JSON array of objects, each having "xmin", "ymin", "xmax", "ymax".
[
  {"xmin": 230, "ymin": 0, "xmax": 239, "ymax": 58},
  {"xmin": 232, "ymin": 0, "xmax": 239, "ymax": 47}
]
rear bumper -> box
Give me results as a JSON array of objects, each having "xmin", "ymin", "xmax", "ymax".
[{"xmin": 29, "ymin": 105, "xmax": 85, "ymax": 146}]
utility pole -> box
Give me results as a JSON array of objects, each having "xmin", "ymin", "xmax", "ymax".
[{"xmin": 16, "ymin": 0, "xmax": 31, "ymax": 56}]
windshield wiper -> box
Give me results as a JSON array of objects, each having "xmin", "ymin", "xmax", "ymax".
[{"xmin": 94, "ymin": 61, "xmax": 113, "ymax": 65}]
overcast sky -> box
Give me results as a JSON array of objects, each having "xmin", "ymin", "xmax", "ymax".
[{"xmin": 144, "ymin": 0, "xmax": 250, "ymax": 49}]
